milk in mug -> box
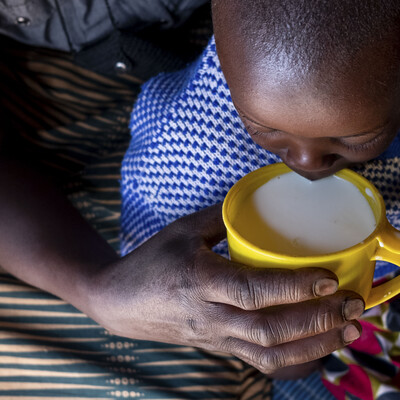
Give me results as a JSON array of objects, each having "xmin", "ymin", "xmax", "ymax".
[{"xmin": 234, "ymin": 172, "xmax": 377, "ymax": 256}]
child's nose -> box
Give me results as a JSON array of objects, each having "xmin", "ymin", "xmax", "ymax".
[{"xmin": 283, "ymin": 142, "xmax": 340, "ymax": 172}]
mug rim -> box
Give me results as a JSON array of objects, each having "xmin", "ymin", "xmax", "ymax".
[{"xmin": 222, "ymin": 163, "xmax": 387, "ymax": 261}]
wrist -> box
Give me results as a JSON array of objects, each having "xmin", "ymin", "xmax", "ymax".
[{"xmin": 78, "ymin": 256, "xmax": 118, "ymax": 325}]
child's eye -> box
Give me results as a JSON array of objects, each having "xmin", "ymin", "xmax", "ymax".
[
  {"xmin": 338, "ymin": 130, "xmax": 385, "ymax": 152},
  {"xmin": 244, "ymin": 123, "xmax": 278, "ymax": 137},
  {"xmin": 236, "ymin": 108, "xmax": 278, "ymax": 137},
  {"xmin": 244, "ymin": 124, "xmax": 261, "ymax": 136}
]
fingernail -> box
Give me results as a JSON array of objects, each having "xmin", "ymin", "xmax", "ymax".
[
  {"xmin": 314, "ymin": 278, "xmax": 338, "ymax": 296},
  {"xmin": 343, "ymin": 324, "xmax": 361, "ymax": 343},
  {"xmin": 343, "ymin": 298, "xmax": 365, "ymax": 321}
]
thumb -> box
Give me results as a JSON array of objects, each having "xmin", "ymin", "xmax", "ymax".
[{"xmin": 178, "ymin": 203, "xmax": 226, "ymax": 248}]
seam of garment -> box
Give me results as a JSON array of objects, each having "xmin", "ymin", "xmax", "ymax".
[
  {"xmin": 104, "ymin": 0, "xmax": 119, "ymax": 30},
  {"xmin": 53, "ymin": 0, "xmax": 73, "ymax": 52}
]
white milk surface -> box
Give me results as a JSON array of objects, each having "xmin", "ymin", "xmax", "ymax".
[{"xmin": 248, "ymin": 172, "xmax": 376, "ymax": 256}]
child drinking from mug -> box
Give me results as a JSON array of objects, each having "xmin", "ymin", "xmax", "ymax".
[{"xmin": 120, "ymin": 0, "xmax": 400, "ymax": 398}]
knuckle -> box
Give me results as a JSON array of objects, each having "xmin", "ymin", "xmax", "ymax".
[
  {"xmin": 185, "ymin": 317, "xmax": 199, "ymax": 334},
  {"xmin": 296, "ymin": 296, "xmax": 344, "ymax": 337},
  {"xmin": 262, "ymin": 350, "xmax": 286, "ymax": 373},
  {"xmin": 265, "ymin": 317, "xmax": 292, "ymax": 346},
  {"xmin": 305, "ymin": 304, "xmax": 336, "ymax": 334},
  {"xmin": 229, "ymin": 273, "xmax": 262, "ymax": 310},
  {"xmin": 265, "ymin": 270, "xmax": 303, "ymax": 304},
  {"xmin": 318, "ymin": 306, "xmax": 337, "ymax": 332},
  {"xmin": 236, "ymin": 283, "xmax": 258, "ymax": 310},
  {"xmin": 219, "ymin": 336, "xmax": 239, "ymax": 354},
  {"xmin": 219, "ymin": 337, "xmax": 285, "ymax": 374},
  {"xmin": 184, "ymin": 315, "xmax": 212, "ymax": 343},
  {"xmin": 245, "ymin": 324, "xmax": 269, "ymax": 347},
  {"xmin": 250, "ymin": 316, "xmax": 291, "ymax": 347},
  {"xmin": 245, "ymin": 345, "xmax": 285, "ymax": 374}
]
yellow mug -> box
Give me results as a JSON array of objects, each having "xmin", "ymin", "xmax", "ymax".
[{"xmin": 222, "ymin": 163, "xmax": 400, "ymax": 309}]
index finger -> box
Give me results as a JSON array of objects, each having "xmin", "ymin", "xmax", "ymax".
[{"xmin": 199, "ymin": 253, "xmax": 339, "ymax": 310}]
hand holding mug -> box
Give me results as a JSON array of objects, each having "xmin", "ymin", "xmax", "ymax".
[{"xmin": 87, "ymin": 204, "xmax": 363, "ymax": 376}]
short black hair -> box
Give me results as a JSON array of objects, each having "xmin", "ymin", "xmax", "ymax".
[{"xmin": 212, "ymin": 0, "xmax": 400, "ymax": 80}]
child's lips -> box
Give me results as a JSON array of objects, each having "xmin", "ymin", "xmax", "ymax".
[
  {"xmin": 286, "ymin": 164, "xmax": 346, "ymax": 181},
  {"xmin": 280, "ymin": 155, "xmax": 351, "ymax": 181}
]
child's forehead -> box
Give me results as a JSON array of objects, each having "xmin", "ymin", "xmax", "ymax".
[
  {"xmin": 223, "ymin": 38, "xmax": 397, "ymax": 94},
  {"xmin": 227, "ymin": 64, "xmax": 398, "ymax": 138},
  {"xmin": 218, "ymin": 38, "xmax": 400, "ymax": 136},
  {"xmin": 235, "ymin": 92, "xmax": 391, "ymax": 138}
]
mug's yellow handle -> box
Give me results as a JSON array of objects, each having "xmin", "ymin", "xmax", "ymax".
[{"xmin": 367, "ymin": 221, "xmax": 400, "ymax": 309}]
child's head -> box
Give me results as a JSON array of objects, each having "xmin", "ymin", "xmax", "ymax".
[{"xmin": 212, "ymin": 0, "xmax": 400, "ymax": 179}]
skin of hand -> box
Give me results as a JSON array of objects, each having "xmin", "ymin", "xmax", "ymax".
[
  {"xmin": 0, "ymin": 157, "xmax": 363, "ymax": 376},
  {"xmin": 86, "ymin": 203, "xmax": 364, "ymax": 376}
]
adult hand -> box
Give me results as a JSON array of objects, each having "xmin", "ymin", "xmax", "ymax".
[{"xmin": 87, "ymin": 204, "xmax": 364, "ymax": 375}]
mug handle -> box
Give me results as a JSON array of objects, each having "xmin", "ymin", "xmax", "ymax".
[{"xmin": 367, "ymin": 221, "xmax": 400, "ymax": 309}]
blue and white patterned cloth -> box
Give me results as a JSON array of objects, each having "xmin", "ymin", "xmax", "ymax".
[{"xmin": 121, "ymin": 37, "xmax": 400, "ymax": 399}]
